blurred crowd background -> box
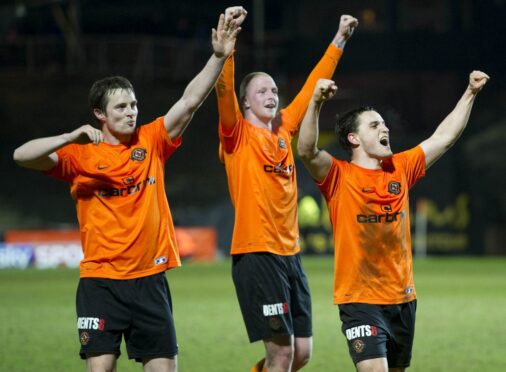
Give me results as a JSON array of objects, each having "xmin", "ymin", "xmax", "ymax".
[{"xmin": 1, "ymin": 0, "xmax": 505, "ymax": 257}]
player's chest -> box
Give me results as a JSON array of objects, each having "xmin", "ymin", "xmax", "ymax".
[
  {"xmin": 79, "ymin": 144, "xmax": 156, "ymax": 186},
  {"xmin": 248, "ymin": 129, "xmax": 291, "ymax": 162},
  {"xmin": 345, "ymin": 171, "xmax": 407, "ymax": 202}
]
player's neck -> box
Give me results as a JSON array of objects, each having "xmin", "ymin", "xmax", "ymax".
[
  {"xmin": 350, "ymin": 153, "xmax": 383, "ymax": 170},
  {"xmin": 102, "ymin": 128, "xmax": 132, "ymax": 145},
  {"xmin": 245, "ymin": 112, "xmax": 274, "ymax": 131}
]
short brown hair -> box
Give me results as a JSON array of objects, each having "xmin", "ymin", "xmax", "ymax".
[
  {"xmin": 88, "ymin": 76, "xmax": 134, "ymax": 123},
  {"xmin": 335, "ymin": 107, "xmax": 376, "ymax": 156}
]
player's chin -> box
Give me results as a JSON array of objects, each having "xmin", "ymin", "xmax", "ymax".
[
  {"xmin": 379, "ymin": 149, "xmax": 393, "ymax": 159},
  {"xmin": 123, "ymin": 125, "xmax": 136, "ymax": 133}
]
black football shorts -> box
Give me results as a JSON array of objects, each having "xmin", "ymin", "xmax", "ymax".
[
  {"xmin": 76, "ymin": 272, "xmax": 178, "ymax": 362},
  {"xmin": 338, "ymin": 300, "xmax": 417, "ymax": 368},
  {"xmin": 232, "ymin": 252, "xmax": 312, "ymax": 342}
]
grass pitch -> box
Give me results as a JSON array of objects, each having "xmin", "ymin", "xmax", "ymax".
[{"xmin": 1, "ymin": 256, "xmax": 505, "ymax": 371}]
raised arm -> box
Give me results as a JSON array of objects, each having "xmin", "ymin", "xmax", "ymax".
[
  {"xmin": 214, "ymin": 6, "xmax": 247, "ymax": 132},
  {"xmin": 13, "ymin": 124, "xmax": 103, "ymax": 171},
  {"xmin": 164, "ymin": 6, "xmax": 246, "ymax": 139},
  {"xmin": 297, "ymin": 79, "xmax": 337, "ymax": 182},
  {"xmin": 332, "ymin": 14, "xmax": 359, "ymax": 49},
  {"xmin": 420, "ymin": 70, "xmax": 489, "ymax": 169},
  {"xmin": 282, "ymin": 15, "xmax": 358, "ymax": 129},
  {"xmin": 215, "ymin": 54, "xmax": 241, "ymax": 132}
]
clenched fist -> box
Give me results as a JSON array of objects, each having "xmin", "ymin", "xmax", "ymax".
[
  {"xmin": 468, "ymin": 70, "xmax": 490, "ymax": 94},
  {"xmin": 313, "ymin": 79, "xmax": 338, "ymax": 103}
]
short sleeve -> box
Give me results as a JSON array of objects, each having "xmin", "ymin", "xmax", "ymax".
[
  {"xmin": 316, "ymin": 157, "xmax": 341, "ymax": 201},
  {"xmin": 398, "ymin": 145, "xmax": 426, "ymax": 188},
  {"xmin": 141, "ymin": 117, "xmax": 182, "ymax": 161},
  {"xmin": 45, "ymin": 144, "xmax": 81, "ymax": 183},
  {"xmin": 219, "ymin": 115, "xmax": 245, "ymax": 154}
]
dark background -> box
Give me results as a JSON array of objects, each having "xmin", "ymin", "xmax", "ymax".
[{"xmin": 1, "ymin": 0, "xmax": 505, "ymax": 254}]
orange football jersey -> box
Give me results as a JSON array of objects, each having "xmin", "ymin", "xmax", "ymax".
[
  {"xmin": 318, "ymin": 146, "xmax": 426, "ymax": 304},
  {"xmin": 217, "ymin": 44, "xmax": 343, "ymax": 255},
  {"xmin": 47, "ymin": 117, "xmax": 181, "ymax": 279}
]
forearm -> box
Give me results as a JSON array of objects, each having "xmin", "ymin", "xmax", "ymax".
[
  {"xmin": 297, "ymin": 100, "xmax": 322, "ymax": 159},
  {"xmin": 432, "ymin": 88, "xmax": 476, "ymax": 146},
  {"xmin": 165, "ymin": 54, "xmax": 230, "ymax": 138},
  {"xmin": 284, "ymin": 45, "xmax": 342, "ymax": 125},
  {"xmin": 300, "ymin": 45, "xmax": 342, "ymax": 98},
  {"xmin": 297, "ymin": 98, "xmax": 333, "ymax": 182},
  {"xmin": 182, "ymin": 54, "xmax": 227, "ymax": 112},
  {"xmin": 215, "ymin": 55, "xmax": 241, "ymax": 129},
  {"xmin": 332, "ymin": 33, "xmax": 348, "ymax": 49},
  {"xmin": 331, "ymin": 15, "xmax": 358, "ymax": 49},
  {"xmin": 13, "ymin": 134, "xmax": 70, "ymax": 169},
  {"xmin": 420, "ymin": 87, "xmax": 478, "ymax": 169}
]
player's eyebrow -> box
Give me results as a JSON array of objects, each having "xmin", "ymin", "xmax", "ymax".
[{"xmin": 369, "ymin": 120, "xmax": 385, "ymax": 126}]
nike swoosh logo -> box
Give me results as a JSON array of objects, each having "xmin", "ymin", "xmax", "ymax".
[
  {"xmin": 97, "ymin": 165, "xmax": 108, "ymax": 170},
  {"xmin": 362, "ymin": 187, "xmax": 375, "ymax": 193}
]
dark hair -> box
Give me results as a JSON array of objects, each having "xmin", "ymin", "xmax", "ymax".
[
  {"xmin": 88, "ymin": 76, "xmax": 134, "ymax": 123},
  {"xmin": 334, "ymin": 106, "xmax": 376, "ymax": 155},
  {"xmin": 239, "ymin": 72, "xmax": 272, "ymax": 108}
]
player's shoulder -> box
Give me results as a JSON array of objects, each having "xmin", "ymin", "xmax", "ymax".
[
  {"xmin": 392, "ymin": 146, "xmax": 424, "ymax": 164},
  {"xmin": 57, "ymin": 142, "xmax": 85, "ymax": 158},
  {"xmin": 138, "ymin": 117, "xmax": 164, "ymax": 132}
]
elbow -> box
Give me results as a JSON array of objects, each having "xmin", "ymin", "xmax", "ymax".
[
  {"xmin": 439, "ymin": 137, "xmax": 458, "ymax": 153},
  {"xmin": 12, "ymin": 147, "xmax": 35, "ymax": 168},
  {"xmin": 297, "ymin": 143, "xmax": 315, "ymax": 161},
  {"xmin": 12, "ymin": 147, "xmax": 25, "ymax": 166},
  {"xmin": 183, "ymin": 96, "xmax": 203, "ymax": 116}
]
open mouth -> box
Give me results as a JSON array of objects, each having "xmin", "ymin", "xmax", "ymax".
[
  {"xmin": 380, "ymin": 138, "xmax": 389, "ymax": 146},
  {"xmin": 265, "ymin": 102, "xmax": 277, "ymax": 109}
]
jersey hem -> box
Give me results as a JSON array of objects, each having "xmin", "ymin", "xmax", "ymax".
[
  {"xmin": 79, "ymin": 260, "xmax": 181, "ymax": 280},
  {"xmin": 334, "ymin": 294, "xmax": 417, "ymax": 305},
  {"xmin": 231, "ymin": 245, "xmax": 300, "ymax": 256}
]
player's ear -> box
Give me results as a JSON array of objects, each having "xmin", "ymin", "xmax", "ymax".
[
  {"xmin": 93, "ymin": 108, "xmax": 106, "ymax": 122},
  {"xmin": 348, "ymin": 132, "xmax": 360, "ymax": 145},
  {"xmin": 242, "ymin": 97, "xmax": 250, "ymax": 110}
]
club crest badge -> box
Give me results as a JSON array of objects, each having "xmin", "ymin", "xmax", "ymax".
[
  {"xmin": 268, "ymin": 316, "xmax": 282, "ymax": 331},
  {"xmin": 80, "ymin": 331, "xmax": 90, "ymax": 345},
  {"xmin": 131, "ymin": 148, "xmax": 147, "ymax": 161},
  {"xmin": 278, "ymin": 137, "xmax": 287, "ymax": 149},
  {"xmin": 388, "ymin": 181, "xmax": 401, "ymax": 195},
  {"xmin": 352, "ymin": 339, "xmax": 365, "ymax": 353}
]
